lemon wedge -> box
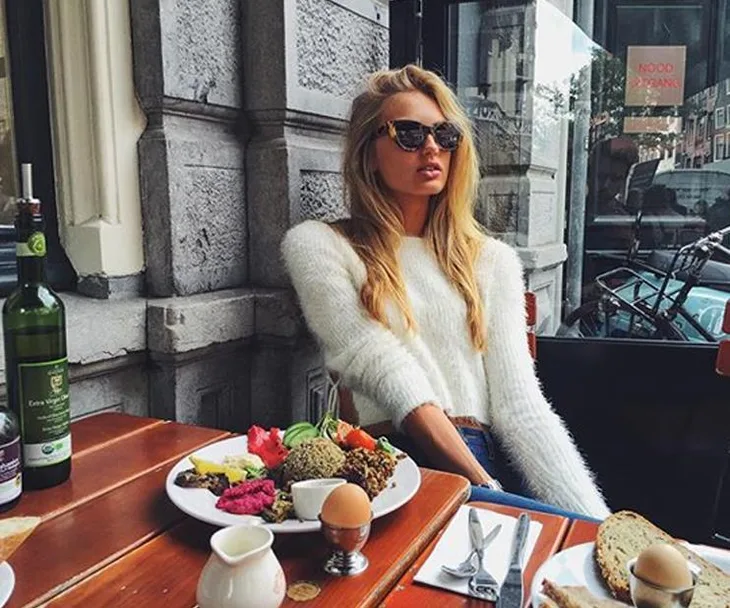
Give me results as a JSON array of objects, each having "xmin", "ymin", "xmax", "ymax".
[{"xmin": 189, "ymin": 455, "xmax": 245, "ymax": 483}]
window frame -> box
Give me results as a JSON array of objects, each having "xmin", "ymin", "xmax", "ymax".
[
  {"xmin": 714, "ymin": 133, "xmax": 725, "ymax": 160},
  {"xmin": 2, "ymin": 0, "xmax": 75, "ymax": 295},
  {"xmin": 716, "ymin": 106, "xmax": 726, "ymax": 128}
]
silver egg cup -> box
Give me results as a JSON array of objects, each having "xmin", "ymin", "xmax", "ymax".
[
  {"xmin": 627, "ymin": 557, "xmax": 700, "ymax": 608},
  {"xmin": 319, "ymin": 514, "xmax": 372, "ymax": 576}
]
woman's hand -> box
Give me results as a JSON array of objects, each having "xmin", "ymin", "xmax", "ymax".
[{"xmin": 401, "ymin": 403, "xmax": 497, "ymax": 486}]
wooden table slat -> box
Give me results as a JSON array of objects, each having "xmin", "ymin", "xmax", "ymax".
[
  {"xmin": 381, "ymin": 501, "xmax": 570, "ymax": 608},
  {"xmin": 561, "ymin": 519, "xmax": 600, "ymax": 550},
  {"xmin": 45, "ymin": 469, "xmax": 471, "ymax": 608},
  {"xmin": 7, "ymin": 464, "xmax": 187, "ymax": 608},
  {"xmin": 46, "ymin": 517, "xmax": 217, "ymax": 608},
  {"xmin": 14, "ymin": 421, "xmax": 231, "ymax": 521},
  {"xmin": 71, "ymin": 412, "xmax": 166, "ymax": 457}
]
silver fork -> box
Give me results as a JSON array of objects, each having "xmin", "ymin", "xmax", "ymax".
[
  {"xmin": 441, "ymin": 523, "xmax": 502, "ymax": 578},
  {"xmin": 467, "ymin": 508, "xmax": 500, "ymax": 601}
]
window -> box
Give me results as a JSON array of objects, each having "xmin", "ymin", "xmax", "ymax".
[
  {"xmin": 0, "ymin": 1, "xmax": 75, "ymax": 294},
  {"xmin": 717, "ymin": 107, "xmax": 726, "ymax": 128},
  {"xmin": 726, "ymin": 132, "xmax": 730, "ymax": 158},
  {"xmin": 0, "ymin": 6, "xmax": 16, "ymax": 223},
  {"xmin": 715, "ymin": 134, "xmax": 725, "ymax": 160},
  {"xmin": 415, "ymin": 0, "xmax": 729, "ymax": 343}
]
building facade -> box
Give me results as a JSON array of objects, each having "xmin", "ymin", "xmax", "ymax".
[
  {"xmin": 2, "ymin": 0, "xmax": 730, "ymax": 434},
  {"xmin": 0, "ymin": 0, "xmax": 393, "ymax": 430}
]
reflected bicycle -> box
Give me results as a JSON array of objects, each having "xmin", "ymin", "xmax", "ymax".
[{"xmin": 558, "ymin": 226, "xmax": 730, "ymax": 341}]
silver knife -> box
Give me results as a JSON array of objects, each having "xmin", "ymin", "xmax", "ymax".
[
  {"xmin": 469, "ymin": 507, "xmax": 484, "ymax": 553},
  {"xmin": 496, "ymin": 512, "xmax": 530, "ymax": 608},
  {"xmin": 469, "ymin": 511, "xmax": 502, "ymax": 559},
  {"xmin": 468, "ymin": 508, "xmax": 500, "ymax": 600}
]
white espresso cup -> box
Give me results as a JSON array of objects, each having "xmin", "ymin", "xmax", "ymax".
[{"xmin": 290, "ymin": 478, "xmax": 346, "ymax": 521}]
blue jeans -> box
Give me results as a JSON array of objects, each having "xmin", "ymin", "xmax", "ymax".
[{"xmin": 458, "ymin": 427, "xmax": 601, "ymax": 523}]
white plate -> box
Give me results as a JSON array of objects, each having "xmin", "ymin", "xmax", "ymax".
[
  {"xmin": 530, "ymin": 541, "xmax": 730, "ymax": 607},
  {"xmin": 0, "ymin": 562, "xmax": 15, "ymax": 607},
  {"xmin": 165, "ymin": 435, "xmax": 422, "ymax": 533}
]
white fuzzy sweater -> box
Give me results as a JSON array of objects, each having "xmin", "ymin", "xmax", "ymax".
[{"xmin": 282, "ymin": 220, "xmax": 611, "ymax": 518}]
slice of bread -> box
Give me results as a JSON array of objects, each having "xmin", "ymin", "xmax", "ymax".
[
  {"xmin": 0, "ymin": 516, "xmax": 40, "ymax": 562},
  {"xmin": 540, "ymin": 595, "xmax": 560, "ymax": 608},
  {"xmin": 541, "ymin": 579, "xmax": 628, "ymax": 607},
  {"xmin": 595, "ymin": 510, "xmax": 730, "ymax": 608}
]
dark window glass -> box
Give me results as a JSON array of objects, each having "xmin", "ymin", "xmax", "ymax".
[{"xmin": 1, "ymin": 0, "xmax": 75, "ymax": 295}]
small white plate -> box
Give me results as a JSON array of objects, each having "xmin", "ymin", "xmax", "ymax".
[
  {"xmin": 165, "ymin": 435, "xmax": 422, "ymax": 533},
  {"xmin": 0, "ymin": 561, "xmax": 15, "ymax": 607},
  {"xmin": 530, "ymin": 541, "xmax": 730, "ymax": 607}
]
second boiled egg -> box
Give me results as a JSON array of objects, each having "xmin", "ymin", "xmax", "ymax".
[{"xmin": 634, "ymin": 543, "xmax": 693, "ymax": 590}]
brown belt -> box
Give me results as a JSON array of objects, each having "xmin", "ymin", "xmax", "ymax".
[{"xmin": 448, "ymin": 415, "xmax": 489, "ymax": 432}]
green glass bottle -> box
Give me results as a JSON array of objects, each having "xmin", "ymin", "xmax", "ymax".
[{"xmin": 2, "ymin": 163, "xmax": 71, "ymax": 489}]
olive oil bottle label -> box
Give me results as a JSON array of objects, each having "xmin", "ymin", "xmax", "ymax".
[
  {"xmin": 16, "ymin": 232, "xmax": 46, "ymax": 257},
  {"xmin": 0, "ymin": 437, "xmax": 21, "ymax": 503},
  {"xmin": 18, "ymin": 357, "xmax": 71, "ymax": 467}
]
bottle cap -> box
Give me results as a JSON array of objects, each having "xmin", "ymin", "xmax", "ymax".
[{"xmin": 18, "ymin": 163, "xmax": 41, "ymax": 214}]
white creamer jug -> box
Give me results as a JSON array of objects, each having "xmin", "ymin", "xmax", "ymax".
[{"xmin": 196, "ymin": 524, "xmax": 286, "ymax": 608}]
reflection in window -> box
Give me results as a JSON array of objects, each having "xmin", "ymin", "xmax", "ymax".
[
  {"xmin": 716, "ymin": 135, "xmax": 725, "ymax": 162},
  {"xmin": 0, "ymin": 2, "xmax": 18, "ymax": 225},
  {"xmin": 442, "ymin": 0, "xmax": 730, "ymax": 342},
  {"xmin": 717, "ymin": 0, "xmax": 730, "ymax": 83},
  {"xmin": 579, "ymin": 0, "xmax": 730, "ymax": 343},
  {"xmin": 717, "ymin": 107, "xmax": 726, "ymax": 129}
]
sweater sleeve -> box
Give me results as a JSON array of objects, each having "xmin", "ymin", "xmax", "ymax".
[
  {"xmin": 482, "ymin": 242, "xmax": 611, "ymax": 519},
  {"xmin": 281, "ymin": 221, "xmax": 440, "ymax": 429}
]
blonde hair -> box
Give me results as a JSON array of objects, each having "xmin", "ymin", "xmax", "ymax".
[{"xmin": 336, "ymin": 64, "xmax": 487, "ymax": 351}]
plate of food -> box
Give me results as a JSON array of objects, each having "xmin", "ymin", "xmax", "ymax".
[
  {"xmin": 165, "ymin": 414, "xmax": 421, "ymax": 533},
  {"xmin": 531, "ymin": 511, "xmax": 730, "ymax": 607}
]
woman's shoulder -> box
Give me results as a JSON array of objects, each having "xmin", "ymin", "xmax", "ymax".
[
  {"xmin": 283, "ymin": 220, "xmax": 348, "ymax": 253},
  {"xmin": 281, "ymin": 219, "xmax": 361, "ymax": 271},
  {"xmin": 476, "ymin": 234, "xmax": 524, "ymax": 280},
  {"xmin": 284, "ymin": 219, "xmax": 337, "ymax": 243}
]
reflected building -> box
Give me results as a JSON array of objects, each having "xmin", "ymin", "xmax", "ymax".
[{"xmin": 412, "ymin": 0, "xmax": 730, "ymax": 330}]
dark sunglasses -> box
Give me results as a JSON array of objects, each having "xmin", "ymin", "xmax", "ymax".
[{"xmin": 375, "ymin": 119, "xmax": 462, "ymax": 152}]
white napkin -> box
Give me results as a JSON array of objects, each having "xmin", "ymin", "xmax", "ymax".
[{"xmin": 414, "ymin": 506, "xmax": 543, "ymax": 599}]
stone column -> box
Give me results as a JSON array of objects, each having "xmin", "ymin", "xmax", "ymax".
[
  {"xmin": 130, "ymin": 0, "xmax": 253, "ymax": 429},
  {"xmin": 242, "ymin": 0, "xmax": 389, "ymax": 423},
  {"xmin": 129, "ymin": 0, "xmax": 389, "ymax": 429}
]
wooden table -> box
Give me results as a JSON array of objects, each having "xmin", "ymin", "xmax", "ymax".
[
  {"xmin": 6, "ymin": 412, "xmax": 471, "ymax": 607},
  {"xmin": 560, "ymin": 519, "xmax": 600, "ymax": 552},
  {"xmin": 381, "ymin": 503, "xmax": 571, "ymax": 608}
]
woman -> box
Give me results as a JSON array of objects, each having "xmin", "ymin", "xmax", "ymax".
[{"xmin": 281, "ymin": 65, "xmax": 610, "ymax": 520}]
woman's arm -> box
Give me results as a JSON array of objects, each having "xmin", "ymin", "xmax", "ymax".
[
  {"xmin": 402, "ymin": 403, "xmax": 495, "ymax": 485},
  {"xmin": 483, "ymin": 242, "xmax": 611, "ymax": 519}
]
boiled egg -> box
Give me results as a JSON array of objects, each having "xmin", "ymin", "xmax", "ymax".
[
  {"xmin": 320, "ymin": 483, "xmax": 371, "ymax": 528},
  {"xmin": 634, "ymin": 543, "xmax": 693, "ymax": 590}
]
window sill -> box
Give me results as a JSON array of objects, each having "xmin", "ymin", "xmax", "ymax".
[{"xmin": 0, "ymin": 292, "xmax": 147, "ymax": 377}]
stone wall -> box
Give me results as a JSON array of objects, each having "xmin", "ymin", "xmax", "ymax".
[
  {"xmin": 130, "ymin": 0, "xmax": 253, "ymax": 430},
  {"xmin": 243, "ymin": 0, "xmax": 389, "ymax": 424},
  {"xmin": 123, "ymin": 0, "xmax": 389, "ymax": 430}
]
